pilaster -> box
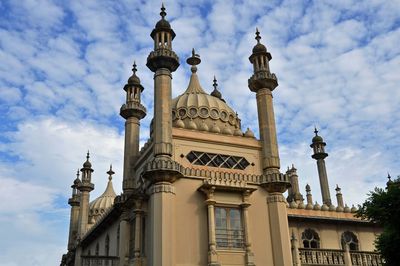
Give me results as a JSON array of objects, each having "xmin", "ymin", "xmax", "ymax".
[{"xmin": 119, "ymin": 210, "xmax": 131, "ymax": 266}]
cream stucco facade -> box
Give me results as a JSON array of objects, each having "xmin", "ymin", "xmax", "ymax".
[{"xmin": 60, "ymin": 5, "xmax": 383, "ymax": 266}]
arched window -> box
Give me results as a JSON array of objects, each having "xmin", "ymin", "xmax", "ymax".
[
  {"xmin": 302, "ymin": 229, "xmax": 320, "ymax": 248},
  {"xmin": 341, "ymin": 231, "xmax": 359, "ymax": 251},
  {"xmin": 105, "ymin": 234, "xmax": 110, "ymax": 256}
]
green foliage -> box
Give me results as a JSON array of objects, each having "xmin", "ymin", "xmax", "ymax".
[{"xmin": 356, "ymin": 179, "xmax": 400, "ymax": 266}]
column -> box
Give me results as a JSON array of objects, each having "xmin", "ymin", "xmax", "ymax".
[
  {"xmin": 204, "ymin": 187, "xmax": 219, "ymax": 266},
  {"xmin": 133, "ymin": 199, "xmax": 143, "ymax": 266},
  {"xmin": 242, "ymin": 190, "xmax": 255, "ymax": 266},
  {"xmin": 123, "ymin": 116, "xmax": 140, "ymax": 192},
  {"xmin": 119, "ymin": 211, "xmax": 131, "ymax": 266}
]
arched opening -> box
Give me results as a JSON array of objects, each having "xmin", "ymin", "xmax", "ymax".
[{"xmin": 302, "ymin": 229, "xmax": 320, "ymax": 249}]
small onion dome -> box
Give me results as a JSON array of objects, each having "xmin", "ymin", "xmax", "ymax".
[
  {"xmin": 305, "ymin": 183, "xmax": 311, "ymax": 192},
  {"xmin": 312, "ymin": 127, "xmax": 324, "ymax": 143},
  {"xmin": 127, "ymin": 62, "xmax": 141, "ymax": 86},
  {"xmin": 83, "ymin": 151, "xmax": 92, "ymax": 168},
  {"xmin": 187, "ymin": 119, "xmax": 197, "ymax": 130},
  {"xmin": 151, "ymin": 4, "xmax": 176, "ymax": 39},
  {"xmin": 222, "ymin": 124, "xmax": 233, "ymax": 135},
  {"xmin": 306, "ymin": 202, "xmax": 313, "ymax": 210},
  {"xmin": 89, "ymin": 166, "xmax": 117, "ymax": 218},
  {"xmin": 289, "ymin": 200, "xmax": 298, "ymax": 209},
  {"xmin": 351, "ymin": 205, "xmax": 358, "ymax": 213},
  {"xmin": 251, "ymin": 28, "xmax": 272, "ymax": 61},
  {"xmin": 313, "ymin": 201, "xmax": 321, "ymax": 210},
  {"xmin": 210, "ymin": 122, "xmax": 221, "ymax": 133},
  {"xmin": 73, "ymin": 169, "xmax": 81, "ymax": 185},
  {"xmin": 298, "ymin": 201, "xmax": 305, "ymax": 209},
  {"xmin": 344, "ymin": 204, "xmax": 351, "ymax": 213},
  {"xmin": 329, "ymin": 204, "xmax": 336, "ymax": 211},
  {"xmin": 211, "ymin": 76, "xmax": 223, "ymax": 100},
  {"xmin": 321, "ymin": 204, "xmax": 329, "ymax": 211},
  {"xmin": 244, "ymin": 128, "xmax": 255, "ymax": 138},
  {"xmin": 336, "ymin": 206, "xmax": 344, "ymax": 212},
  {"xmin": 233, "ymin": 126, "xmax": 243, "ymax": 136}
]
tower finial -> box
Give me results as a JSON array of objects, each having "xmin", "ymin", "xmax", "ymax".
[
  {"xmin": 132, "ymin": 61, "xmax": 137, "ymax": 74},
  {"xmin": 186, "ymin": 48, "xmax": 201, "ymax": 73},
  {"xmin": 213, "ymin": 76, "xmax": 218, "ymax": 90},
  {"xmin": 86, "ymin": 150, "xmax": 90, "ymax": 160},
  {"xmin": 314, "ymin": 126, "xmax": 319, "ymax": 136},
  {"xmin": 76, "ymin": 169, "xmax": 80, "ymax": 178},
  {"xmin": 255, "ymin": 27, "xmax": 261, "ymax": 43},
  {"xmin": 160, "ymin": 3, "xmax": 166, "ymax": 19},
  {"xmin": 107, "ymin": 164, "xmax": 115, "ymax": 181},
  {"xmin": 211, "ymin": 75, "xmax": 223, "ymax": 100}
]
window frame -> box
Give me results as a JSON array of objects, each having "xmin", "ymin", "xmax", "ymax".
[
  {"xmin": 301, "ymin": 228, "xmax": 321, "ymax": 249},
  {"xmin": 214, "ymin": 206, "xmax": 245, "ymax": 250}
]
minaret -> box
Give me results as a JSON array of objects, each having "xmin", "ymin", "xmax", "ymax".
[
  {"xmin": 120, "ymin": 61, "xmax": 147, "ymax": 194},
  {"xmin": 144, "ymin": 5, "xmax": 183, "ymax": 266},
  {"xmin": 286, "ymin": 164, "xmax": 304, "ymax": 203},
  {"xmin": 67, "ymin": 170, "xmax": 80, "ymax": 251},
  {"xmin": 335, "ymin": 185, "xmax": 344, "ymax": 212},
  {"xmin": 248, "ymin": 29, "xmax": 292, "ymax": 266},
  {"xmin": 77, "ymin": 152, "xmax": 94, "ymax": 237},
  {"xmin": 310, "ymin": 128, "xmax": 332, "ymax": 206}
]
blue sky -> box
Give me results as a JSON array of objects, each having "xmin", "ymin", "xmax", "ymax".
[{"xmin": 0, "ymin": 0, "xmax": 399, "ymax": 265}]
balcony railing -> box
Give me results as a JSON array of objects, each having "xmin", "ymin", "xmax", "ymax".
[
  {"xmin": 350, "ymin": 251, "xmax": 383, "ymax": 266},
  {"xmin": 299, "ymin": 248, "xmax": 345, "ymax": 265},
  {"xmin": 216, "ymin": 229, "xmax": 245, "ymax": 249},
  {"xmin": 81, "ymin": 255, "xmax": 119, "ymax": 266},
  {"xmin": 298, "ymin": 248, "xmax": 383, "ymax": 266}
]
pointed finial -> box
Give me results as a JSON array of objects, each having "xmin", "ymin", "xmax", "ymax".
[
  {"xmin": 314, "ymin": 126, "xmax": 319, "ymax": 136},
  {"xmin": 186, "ymin": 48, "xmax": 201, "ymax": 72},
  {"xmin": 132, "ymin": 61, "xmax": 137, "ymax": 74},
  {"xmin": 335, "ymin": 184, "xmax": 341, "ymax": 192},
  {"xmin": 160, "ymin": 3, "xmax": 166, "ymax": 19},
  {"xmin": 107, "ymin": 164, "xmax": 115, "ymax": 181},
  {"xmin": 213, "ymin": 75, "xmax": 218, "ymax": 89},
  {"xmin": 255, "ymin": 28, "xmax": 261, "ymax": 43},
  {"xmin": 305, "ymin": 183, "xmax": 311, "ymax": 192},
  {"xmin": 86, "ymin": 150, "xmax": 90, "ymax": 160},
  {"xmin": 387, "ymin": 172, "xmax": 391, "ymax": 181},
  {"xmin": 76, "ymin": 169, "xmax": 80, "ymax": 178}
]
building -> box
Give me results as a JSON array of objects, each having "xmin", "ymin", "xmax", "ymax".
[{"xmin": 61, "ymin": 5, "xmax": 383, "ymax": 266}]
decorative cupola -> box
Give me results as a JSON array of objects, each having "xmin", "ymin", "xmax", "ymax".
[
  {"xmin": 120, "ymin": 61, "xmax": 147, "ymax": 194},
  {"xmin": 67, "ymin": 169, "xmax": 81, "ymax": 251},
  {"xmin": 211, "ymin": 76, "xmax": 225, "ymax": 102},
  {"xmin": 305, "ymin": 184, "xmax": 314, "ymax": 210},
  {"xmin": 89, "ymin": 165, "xmax": 117, "ymax": 222},
  {"xmin": 286, "ymin": 164, "xmax": 304, "ymax": 204},
  {"xmin": 171, "ymin": 49, "xmax": 242, "ymax": 135},
  {"xmin": 77, "ymin": 152, "xmax": 94, "ymax": 237},
  {"xmin": 310, "ymin": 128, "xmax": 332, "ymax": 206},
  {"xmin": 146, "ymin": 3, "xmax": 179, "ymax": 72},
  {"xmin": 335, "ymin": 185, "xmax": 344, "ymax": 212}
]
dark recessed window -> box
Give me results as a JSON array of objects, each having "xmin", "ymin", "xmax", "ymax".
[{"xmin": 186, "ymin": 151, "xmax": 250, "ymax": 170}]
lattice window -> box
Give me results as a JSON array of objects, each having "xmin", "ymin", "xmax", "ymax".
[
  {"xmin": 302, "ymin": 228, "xmax": 320, "ymax": 248},
  {"xmin": 186, "ymin": 151, "xmax": 250, "ymax": 170},
  {"xmin": 341, "ymin": 231, "xmax": 359, "ymax": 251}
]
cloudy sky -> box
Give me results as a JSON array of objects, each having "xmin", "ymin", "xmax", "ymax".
[{"xmin": 0, "ymin": 0, "xmax": 399, "ymax": 265}]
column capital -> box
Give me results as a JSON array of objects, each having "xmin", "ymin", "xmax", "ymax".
[{"xmin": 148, "ymin": 181, "xmax": 175, "ymax": 195}]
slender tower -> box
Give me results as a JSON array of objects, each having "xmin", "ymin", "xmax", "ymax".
[
  {"xmin": 67, "ymin": 170, "xmax": 80, "ymax": 251},
  {"xmin": 77, "ymin": 152, "xmax": 94, "ymax": 237},
  {"xmin": 144, "ymin": 5, "xmax": 183, "ymax": 266},
  {"xmin": 120, "ymin": 62, "xmax": 147, "ymax": 194},
  {"xmin": 286, "ymin": 164, "xmax": 304, "ymax": 203},
  {"xmin": 310, "ymin": 128, "xmax": 332, "ymax": 206},
  {"xmin": 248, "ymin": 29, "xmax": 292, "ymax": 266}
]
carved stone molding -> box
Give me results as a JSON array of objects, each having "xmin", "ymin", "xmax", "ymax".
[
  {"xmin": 267, "ymin": 193, "xmax": 286, "ymax": 203},
  {"xmin": 149, "ymin": 182, "xmax": 175, "ymax": 195}
]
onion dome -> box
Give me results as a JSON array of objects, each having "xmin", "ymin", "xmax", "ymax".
[
  {"xmin": 351, "ymin": 205, "xmax": 357, "ymax": 213},
  {"xmin": 312, "ymin": 127, "xmax": 324, "ymax": 143},
  {"xmin": 89, "ymin": 165, "xmax": 117, "ymax": 220},
  {"xmin": 151, "ymin": 4, "xmax": 176, "ymax": 39},
  {"xmin": 313, "ymin": 202, "xmax": 321, "ymax": 210},
  {"xmin": 321, "ymin": 204, "xmax": 329, "ymax": 211},
  {"xmin": 329, "ymin": 204, "xmax": 336, "ymax": 211},
  {"xmin": 298, "ymin": 201, "xmax": 305, "ymax": 209},
  {"xmin": 244, "ymin": 128, "xmax": 255, "ymax": 138},
  {"xmin": 344, "ymin": 204, "xmax": 351, "ymax": 213},
  {"xmin": 210, "ymin": 76, "xmax": 224, "ymax": 101},
  {"xmin": 73, "ymin": 169, "xmax": 81, "ymax": 186},
  {"xmin": 83, "ymin": 151, "xmax": 92, "ymax": 168},
  {"xmin": 336, "ymin": 205, "xmax": 344, "ymax": 212},
  {"xmin": 127, "ymin": 62, "xmax": 142, "ymax": 87},
  {"xmin": 251, "ymin": 28, "xmax": 271, "ymax": 60},
  {"xmin": 172, "ymin": 49, "xmax": 241, "ymax": 135},
  {"xmin": 289, "ymin": 200, "xmax": 298, "ymax": 209}
]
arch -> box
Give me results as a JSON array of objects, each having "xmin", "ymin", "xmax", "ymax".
[
  {"xmin": 301, "ymin": 228, "xmax": 320, "ymax": 248},
  {"xmin": 341, "ymin": 231, "xmax": 359, "ymax": 251}
]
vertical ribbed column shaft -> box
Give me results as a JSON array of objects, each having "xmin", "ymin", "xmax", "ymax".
[
  {"xmin": 316, "ymin": 159, "xmax": 332, "ymax": 206},
  {"xmin": 119, "ymin": 214, "xmax": 130, "ymax": 266},
  {"xmin": 153, "ymin": 68, "xmax": 173, "ymax": 157},
  {"xmin": 67, "ymin": 204, "xmax": 80, "ymax": 250},
  {"xmin": 133, "ymin": 205, "xmax": 143, "ymax": 259},
  {"xmin": 77, "ymin": 191, "xmax": 89, "ymax": 237},
  {"xmin": 267, "ymin": 193, "xmax": 293, "ymax": 266},
  {"xmin": 123, "ymin": 116, "xmax": 140, "ymax": 192},
  {"xmin": 256, "ymin": 88, "xmax": 280, "ymax": 171}
]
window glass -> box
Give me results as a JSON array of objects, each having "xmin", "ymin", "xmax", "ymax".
[{"xmin": 215, "ymin": 207, "xmax": 244, "ymax": 249}]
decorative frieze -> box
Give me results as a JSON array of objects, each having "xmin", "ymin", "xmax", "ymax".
[{"xmin": 148, "ymin": 182, "xmax": 175, "ymax": 195}]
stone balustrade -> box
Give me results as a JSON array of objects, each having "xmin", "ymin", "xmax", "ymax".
[{"xmin": 81, "ymin": 255, "xmax": 119, "ymax": 266}]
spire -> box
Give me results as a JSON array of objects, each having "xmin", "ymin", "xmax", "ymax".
[
  {"xmin": 255, "ymin": 27, "xmax": 261, "ymax": 43},
  {"xmin": 210, "ymin": 75, "xmax": 224, "ymax": 101},
  {"xmin": 83, "ymin": 150, "xmax": 92, "ymax": 169},
  {"xmin": 160, "ymin": 2, "xmax": 166, "ymax": 19},
  {"xmin": 107, "ymin": 164, "xmax": 115, "ymax": 181},
  {"xmin": 183, "ymin": 49, "xmax": 206, "ymax": 94}
]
